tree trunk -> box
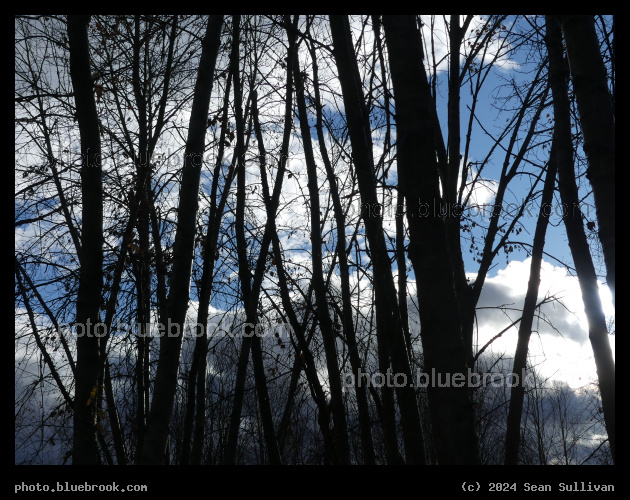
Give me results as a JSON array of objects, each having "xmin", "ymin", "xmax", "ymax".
[
  {"xmin": 504, "ymin": 141, "xmax": 558, "ymax": 465},
  {"xmin": 67, "ymin": 14, "xmax": 104, "ymax": 466},
  {"xmin": 307, "ymin": 28, "xmax": 376, "ymax": 464},
  {"xmin": 330, "ymin": 14, "xmax": 426, "ymax": 465},
  {"xmin": 181, "ymin": 62, "xmax": 234, "ymax": 466},
  {"xmin": 224, "ymin": 17, "xmax": 294, "ymax": 464},
  {"xmin": 445, "ymin": 15, "xmax": 474, "ymax": 369},
  {"xmin": 270, "ymin": 232, "xmax": 338, "ymax": 463},
  {"xmin": 560, "ymin": 15, "xmax": 615, "ymax": 306},
  {"xmin": 140, "ymin": 15, "xmax": 223, "ymax": 465},
  {"xmin": 289, "ymin": 24, "xmax": 350, "ymax": 464},
  {"xmin": 381, "ymin": 14, "xmax": 479, "ymax": 464},
  {"xmin": 546, "ymin": 15, "xmax": 615, "ymax": 464},
  {"xmin": 131, "ymin": 14, "xmax": 153, "ymax": 461}
]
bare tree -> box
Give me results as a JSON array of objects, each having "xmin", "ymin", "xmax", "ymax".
[
  {"xmin": 66, "ymin": 15, "xmax": 104, "ymax": 465},
  {"xmin": 381, "ymin": 14, "xmax": 479, "ymax": 465},
  {"xmin": 545, "ymin": 15, "xmax": 615, "ymax": 464},
  {"xmin": 504, "ymin": 132, "xmax": 557, "ymax": 464},
  {"xmin": 140, "ymin": 15, "xmax": 224, "ymax": 465},
  {"xmin": 560, "ymin": 15, "xmax": 615, "ymax": 306},
  {"xmin": 15, "ymin": 14, "xmax": 614, "ymax": 467},
  {"xmin": 330, "ymin": 15, "xmax": 426, "ymax": 464}
]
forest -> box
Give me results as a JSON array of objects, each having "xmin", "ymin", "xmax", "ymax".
[{"xmin": 15, "ymin": 15, "xmax": 614, "ymax": 466}]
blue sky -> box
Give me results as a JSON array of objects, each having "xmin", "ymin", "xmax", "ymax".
[{"xmin": 15, "ymin": 15, "xmax": 614, "ymax": 463}]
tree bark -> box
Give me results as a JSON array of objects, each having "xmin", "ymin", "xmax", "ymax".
[
  {"xmin": 546, "ymin": 15, "xmax": 615, "ymax": 464},
  {"xmin": 560, "ymin": 15, "xmax": 615, "ymax": 306},
  {"xmin": 381, "ymin": 14, "xmax": 479, "ymax": 464},
  {"xmin": 67, "ymin": 14, "xmax": 104, "ymax": 466},
  {"xmin": 140, "ymin": 15, "xmax": 223, "ymax": 465},
  {"xmin": 330, "ymin": 14, "xmax": 426, "ymax": 465}
]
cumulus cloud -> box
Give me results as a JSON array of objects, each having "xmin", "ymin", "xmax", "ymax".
[
  {"xmin": 469, "ymin": 258, "xmax": 614, "ymax": 387},
  {"xmin": 401, "ymin": 256, "xmax": 614, "ymax": 389}
]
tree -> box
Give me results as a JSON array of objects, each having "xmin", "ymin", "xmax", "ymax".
[
  {"xmin": 140, "ymin": 15, "xmax": 224, "ymax": 465},
  {"xmin": 330, "ymin": 15, "xmax": 426, "ymax": 464},
  {"xmin": 504, "ymin": 132, "xmax": 557, "ymax": 464},
  {"xmin": 560, "ymin": 15, "xmax": 615, "ymax": 307},
  {"xmin": 545, "ymin": 14, "xmax": 615, "ymax": 463},
  {"xmin": 381, "ymin": 14, "xmax": 479, "ymax": 465},
  {"xmin": 290, "ymin": 16, "xmax": 350, "ymax": 464},
  {"xmin": 66, "ymin": 15, "xmax": 104, "ymax": 465},
  {"xmin": 15, "ymin": 14, "xmax": 614, "ymax": 467}
]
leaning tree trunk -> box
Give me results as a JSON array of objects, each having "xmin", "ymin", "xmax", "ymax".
[
  {"xmin": 329, "ymin": 14, "xmax": 426, "ymax": 465},
  {"xmin": 560, "ymin": 15, "xmax": 615, "ymax": 307},
  {"xmin": 224, "ymin": 17, "xmax": 294, "ymax": 465},
  {"xmin": 268, "ymin": 231, "xmax": 338, "ymax": 463},
  {"xmin": 67, "ymin": 15, "xmax": 104, "ymax": 466},
  {"xmin": 546, "ymin": 15, "xmax": 615, "ymax": 464},
  {"xmin": 504, "ymin": 140, "xmax": 558, "ymax": 465},
  {"xmin": 230, "ymin": 33, "xmax": 283, "ymax": 464},
  {"xmin": 139, "ymin": 15, "xmax": 223, "ymax": 465},
  {"xmin": 307, "ymin": 28, "xmax": 376, "ymax": 464},
  {"xmin": 180, "ymin": 62, "xmax": 234, "ymax": 466},
  {"xmin": 289, "ymin": 23, "xmax": 350, "ymax": 464},
  {"xmin": 381, "ymin": 14, "xmax": 480, "ymax": 465}
]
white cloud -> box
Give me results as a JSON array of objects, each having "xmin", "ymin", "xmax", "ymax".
[{"xmin": 471, "ymin": 257, "xmax": 614, "ymax": 388}]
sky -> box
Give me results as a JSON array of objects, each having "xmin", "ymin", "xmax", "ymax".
[
  {"xmin": 15, "ymin": 15, "xmax": 614, "ymax": 463},
  {"xmin": 424, "ymin": 15, "xmax": 615, "ymax": 389},
  {"xmin": 208, "ymin": 15, "xmax": 616, "ymax": 389}
]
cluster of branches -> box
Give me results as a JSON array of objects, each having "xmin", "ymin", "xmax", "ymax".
[{"xmin": 15, "ymin": 14, "xmax": 614, "ymax": 465}]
